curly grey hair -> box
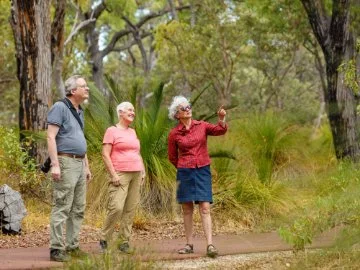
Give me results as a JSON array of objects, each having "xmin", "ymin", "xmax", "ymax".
[
  {"xmin": 116, "ymin": 101, "xmax": 134, "ymax": 119},
  {"xmin": 64, "ymin": 75, "xmax": 84, "ymax": 96},
  {"xmin": 168, "ymin": 96, "xmax": 190, "ymax": 120}
]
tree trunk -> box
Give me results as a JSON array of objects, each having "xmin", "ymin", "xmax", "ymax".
[
  {"xmin": 51, "ymin": 0, "xmax": 66, "ymax": 98},
  {"xmin": 10, "ymin": 0, "xmax": 51, "ymax": 162},
  {"xmin": 301, "ymin": 0, "xmax": 360, "ymax": 160},
  {"xmin": 326, "ymin": 35, "xmax": 359, "ymax": 159},
  {"xmin": 87, "ymin": 25, "xmax": 106, "ymax": 92}
]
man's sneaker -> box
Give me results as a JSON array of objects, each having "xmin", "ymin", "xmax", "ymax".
[
  {"xmin": 99, "ymin": 240, "xmax": 108, "ymax": 253},
  {"xmin": 50, "ymin": 249, "xmax": 70, "ymax": 262},
  {"xmin": 118, "ymin": 242, "xmax": 133, "ymax": 254},
  {"xmin": 66, "ymin": 247, "xmax": 88, "ymax": 258}
]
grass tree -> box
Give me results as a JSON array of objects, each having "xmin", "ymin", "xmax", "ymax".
[
  {"xmin": 239, "ymin": 113, "xmax": 297, "ymax": 186},
  {"xmin": 84, "ymin": 78, "xmax": 176, "ymax": 216},
  {"xmin": 134, "ymin": 83, "xmax": 176, "ymax": 215}
]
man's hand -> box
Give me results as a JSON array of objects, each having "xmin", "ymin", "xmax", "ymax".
[
  {"xmin": 86, "ymin": 167, "xmax": 92, "ymax": 183},
  {"xmin": 51, "ymin": 165, "xmax": 61, "ymax": 181}
]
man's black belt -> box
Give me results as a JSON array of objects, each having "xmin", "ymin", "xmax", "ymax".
[{"xmin": 58, "ymin": 152, "xmax": 85, "ymax": 159}]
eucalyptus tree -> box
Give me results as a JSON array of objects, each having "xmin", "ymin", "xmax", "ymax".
[
  {"xmin": 300, "ymin": 0, "xmax": 360, "ymax": 160},
  {"xmin": 68, "ymin": 0, "xmax": 190, "ymax": 92},
  {"xmin": 155, "ymin": 0, "xmax": 243, "ymax": 107},
  {"xmin": 9, "ymin": 0, "xmax": 66, "ymax": 160},
  {"xmin": 234, "ymin": 0, "xmax": 322, "ymax": 120}
]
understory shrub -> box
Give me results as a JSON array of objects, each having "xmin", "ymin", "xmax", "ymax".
[{"xmin": 0, "ymin": 127, "xmax": 49, "ymax": 200}]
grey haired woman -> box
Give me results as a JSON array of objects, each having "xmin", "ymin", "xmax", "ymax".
[
  {"xmin": 99, "ymin": 102, "xmax": 145, "ymax": 253},
  {"xmin": 168, "ymin": 96, "xmax": 227, "ymax": 258}
]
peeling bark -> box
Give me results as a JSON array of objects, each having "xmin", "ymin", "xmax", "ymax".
[{"xmin": 10, "ymin": 0, "xmax": 52, "ymax": 161}]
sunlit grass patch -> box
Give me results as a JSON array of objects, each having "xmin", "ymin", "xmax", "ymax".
[
  {"xmin": 279, "ymin": 161, "xmax": 360, "ymax": 251},
  {"xmin": 21, "ymin": 198, "xmax": 50, "ymax": 232},
  {"xmin": 287, "ymin": 248, "xmax": 360, "ymax": 269},
  {"xmin": 65, "ymin": 250, "xmax": 158, "ymax": 270}
]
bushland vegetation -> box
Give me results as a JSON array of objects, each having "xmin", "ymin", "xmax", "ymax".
[
  {"xmin": 1, "ymin": 81, "xmax": 360, "ymax": 267},
  {"xmin": 1, "ymin": 0, "xmax": 360, "ymax": 268}
]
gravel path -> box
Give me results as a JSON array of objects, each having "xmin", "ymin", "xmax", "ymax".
[{"xmin": 157, "ymin": 251, "xmax": 295, "ymax": 270}]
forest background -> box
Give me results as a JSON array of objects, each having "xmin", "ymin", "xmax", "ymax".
[{"xmin": 0, "ymin": 0, "xmax": 360, "ymax": 268}]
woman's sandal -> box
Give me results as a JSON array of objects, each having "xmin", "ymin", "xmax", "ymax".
[
  {"xmin": 206, "ymin": 244, "xmax": 218, "ymax": 258},
  {"xmin": 178, "ymin": 244, "xmax": 194, "ymax": 254}
]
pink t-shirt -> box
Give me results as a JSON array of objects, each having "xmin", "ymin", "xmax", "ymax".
[{"xmin": 103, "ymin": 126, "xmax": 144, "ymax": 171}]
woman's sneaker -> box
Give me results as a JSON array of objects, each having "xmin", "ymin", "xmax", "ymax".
[
  {"xmin": 206, "ymin": 244, "xmax": 218, "ymax": 258},
  {"xmin": 178, "ymin": 244, "xmax": 194, "ymax": 254}
]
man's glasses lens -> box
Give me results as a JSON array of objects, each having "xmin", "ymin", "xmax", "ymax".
[{"xmin": 180, "ymin": 105, "xmax": 192, "ymax": 111}]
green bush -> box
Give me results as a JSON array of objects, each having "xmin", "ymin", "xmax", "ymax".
[
  {"xmin": 237, "ymin": 112, "xmax": 299, "ymax": 186},
  {"xmin": 0, "ymin": 127, "xmax": 48, "ymax": 197},
  {"xmin": 279, "ymin": 162, "xmax": 360, "ymax": 251}
]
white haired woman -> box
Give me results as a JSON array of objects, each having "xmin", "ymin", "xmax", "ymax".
[
  {"xmin": 99, "ymin": 101, "xmax": 145, "ymax": 253},
  {"xmin": 167, "ymin": 96, "xmax": 227, "ymax": 258}
]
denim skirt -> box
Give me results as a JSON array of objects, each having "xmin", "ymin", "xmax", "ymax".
[{"xmin": 176, "ymin": 165, "xmax": 212, "ymax": 204}]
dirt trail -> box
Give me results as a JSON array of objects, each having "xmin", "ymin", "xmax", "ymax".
[{"xmin": 0, "ymin": 227, "xmax": 341, "ymax": 270}]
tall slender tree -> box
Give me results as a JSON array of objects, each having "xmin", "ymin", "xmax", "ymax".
[{"xmin": 301, "ymin": 0, "xmax": 360, "ymax": 160}]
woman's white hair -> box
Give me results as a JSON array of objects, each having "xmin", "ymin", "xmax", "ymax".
[
  {"xmin": 168, "ymin": 96, "xmax": 190, "ymax": 120},
  {"xmin": 116, "ymin": 101, "xmax": 134, "ymax": 119}
]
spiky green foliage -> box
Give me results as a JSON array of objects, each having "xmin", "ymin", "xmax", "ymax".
[
  {"xmin": 209, "ymin": 127, "xmax": 290, "ymax": 226},
  {"xmin": 134, "ymin": 83, "xmax": 176, "ymax": 214},
  {"xmin": 238, "ymin": 112, "xmax": 297, "ymax": 185},
  {"xmin": 84, "ymin": 79, "xmax": 176, "ymax": 215},
  {"xmin": 84, "ymin": 77, "xmax": 133, "ymax": 153}
]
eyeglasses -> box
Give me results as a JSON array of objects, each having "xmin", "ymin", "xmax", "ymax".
[
  {"xmin": 179, "ymin": 105, "xmax": 192, "ymax": 112},
  {"xmin": 77, "ymin": 85, "xmax": 89, "ymax": 89}
]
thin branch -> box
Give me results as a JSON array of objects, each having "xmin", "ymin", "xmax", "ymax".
[
  {"xmin": 101, "ymin": 5, "xmax": 190, "ymax": 57},
  {"xmin": 300, "ymin": 0, "xmax": 331, "ymax": 55},
  {"xmin": 65, "ymin": 0, "xmax": 106, "ymax": 46},
  {"xmin": 88, "ymin": 0, "xmax": 107, "ymax": 19},
  {"xmin": 64, "ymin": 17, "xmax": 96, "ymax": 46},
  {"xmin": 112, "ymin": 32, "xmax": 152, "ymax": 52}
]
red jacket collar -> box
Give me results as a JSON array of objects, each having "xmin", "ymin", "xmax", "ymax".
[{"xmin": 176, "ymin": 119, "xmax": 201, "ymax": 130}]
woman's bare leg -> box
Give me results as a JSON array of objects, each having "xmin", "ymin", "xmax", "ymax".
[
  {"xmin": 182, "ymin": 202, "xmax": 194, "ymax": 244},
  {"xmin": 199, "ymin": 202, "xmax": 212, "ymax": 245}
]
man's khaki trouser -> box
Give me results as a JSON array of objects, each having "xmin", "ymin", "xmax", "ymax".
[
  {"xmin": 101, "ymin": 171, "xmax": 141, "ymax": 244},
  {"xmin": 50, "ymin": 156, "xmax": 86, "ymax": 251}
]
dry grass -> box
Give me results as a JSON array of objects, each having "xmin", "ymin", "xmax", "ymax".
[{"xmin": 20, "ymin": 198, "xmax": 50, "ymax": 232}]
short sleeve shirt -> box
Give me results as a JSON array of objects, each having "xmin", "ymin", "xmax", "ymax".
[
  {"xmin": 47, "ymin": 101, "xmax": 87, "ymax": 155},
  {"xmin": 103, "ymin": 126, "xmax": 144, "ymax": 171}
]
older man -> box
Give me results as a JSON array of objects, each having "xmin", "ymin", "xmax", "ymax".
[{"xmin": 47, "ymin": 75, "xmax": 91, "ymax": 262}]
